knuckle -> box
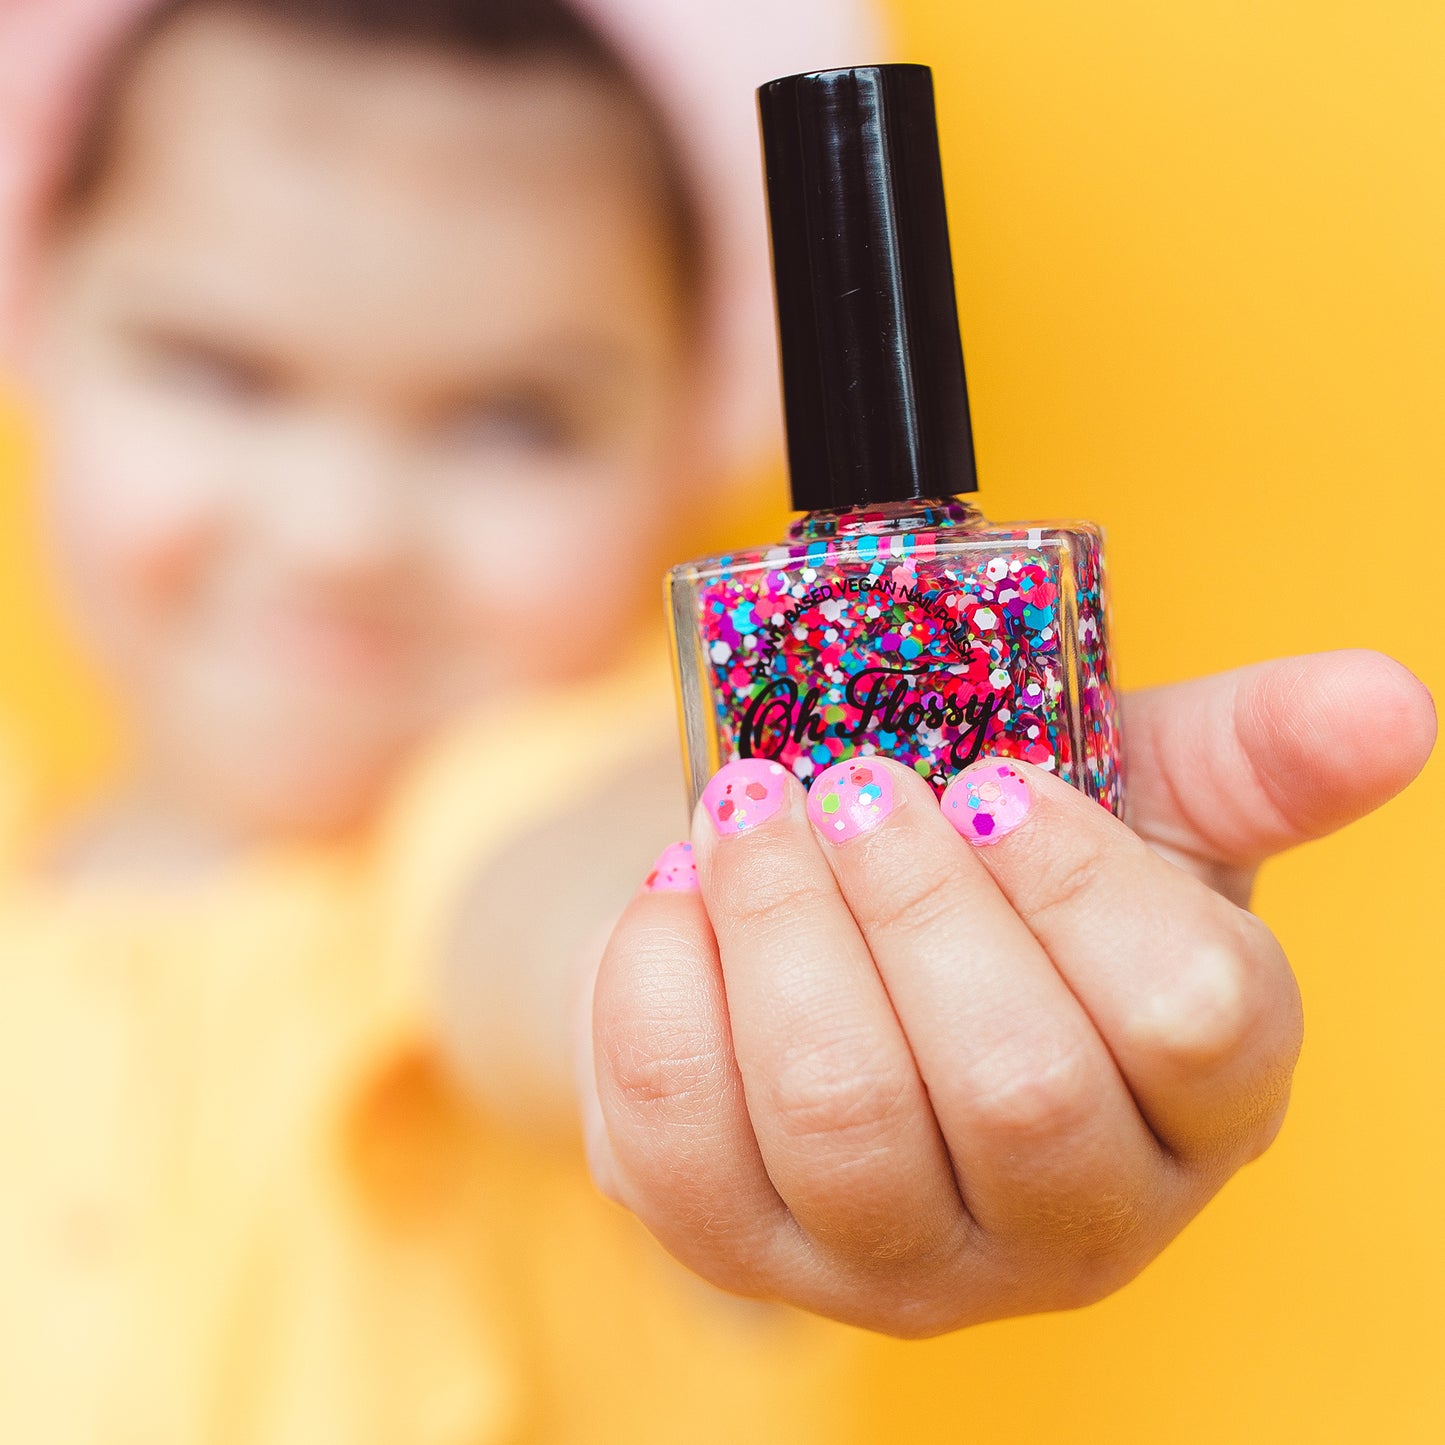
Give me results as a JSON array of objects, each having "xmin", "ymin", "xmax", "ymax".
[
  {"xmin": 715, "ymin": 846, "xmax": 831, "ymax": 939},
  {"xmin": 606, "ymin": 1025, "xmax": 724, "ymax": 1115},
  {"xmin": 1125, "ymin": 912, "xmax": 1301, "ymax": 1078},
  {"xmin": 766, "ymin": 1033, "xmax": 914, "ymax": 1150},
  {"xmin": 1255, "ymin": 936, "xmax": 1304, "ymax": 1080},
  {"xmin": 965, "ymin": 1038, "xmax": 1103, "ymax": 1147},
  {"xmin": 861, "ymin": 858, "xmax": 963, "ymax": 939},
  {"xmin": 1124, "ymin": 939, "xmax": 1258, "ymax": 1070},
  {"xmin": 1237, "ymin": 910, "xmax": 1303, "ymax": 1039},
  {"xmin": 598, "ymin": 969, "xmax": 726, "ymax": 1119},
  {"xmin": 1024, "ymin": 837, "xmax": 1113, "ymax": 928}
]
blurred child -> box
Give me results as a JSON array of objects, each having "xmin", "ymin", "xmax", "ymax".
[
  {"xmin": 0, "ymin": 0, "xmax": 1435, "ymax": 1440},
  {"xmin": 0, "ymin": 0, "xmax": 885, "ymax": 1438}
]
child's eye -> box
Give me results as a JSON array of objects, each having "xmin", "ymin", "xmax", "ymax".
[
  {"xmin": 131, "ymin": 327, "xmax": 283, "ymax": 406},
  {"xmin": 440, "ymin": 393, "xmax": 579, "ymax": 458}
]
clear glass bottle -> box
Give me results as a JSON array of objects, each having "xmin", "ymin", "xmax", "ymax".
[
  {"xmin": 667, "ymin": 65, "xmax": 1123, "ymax": 814},
  {"xmin": 668, "ymin": 499, "xmax": 1119, "ymax": 810}
]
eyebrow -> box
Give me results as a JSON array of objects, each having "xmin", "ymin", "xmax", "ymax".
[
  {"xmin": 108, "ymin": 273, "xmax": 650, "ymax": 390},
  {"xmin": 115, "ymin": 320, "xmax": 654, "ymax": 434},
  {"xmin": 115, "ymin": 311, "xmax": 294, "ymax": 378}
]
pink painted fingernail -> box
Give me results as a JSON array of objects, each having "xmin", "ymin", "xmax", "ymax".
[
  {"xmin": 644, "ymin": 841, "xmax": 698, "ymax": 892},
  {"xmin": 941, "ymin": 759, "xmax": 1032, "ymax": 846},
  {"xmin": 807, "ymin": 759, "xmax": 895, "ymax": 842},
  {"xmin": 701, "ymin": 758, "xmax": 790, "ymax": 836}
]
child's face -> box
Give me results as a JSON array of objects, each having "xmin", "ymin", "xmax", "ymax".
[{"xmin": 30, "ymin": 6, "xmax": 698, "ymax": 834}]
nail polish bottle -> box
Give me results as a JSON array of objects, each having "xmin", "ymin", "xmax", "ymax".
[{"xmin": 667, "ymin": 64, "xmax": 1122, "ymax": 813}]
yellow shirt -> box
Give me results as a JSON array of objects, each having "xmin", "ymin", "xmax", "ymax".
[{"xmin": 0, "ymin": 665, "xmax": 864, "ymax": 1444}]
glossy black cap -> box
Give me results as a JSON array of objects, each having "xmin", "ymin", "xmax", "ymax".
[{"xmin": 759, "ymin": 64, "xmax": 977, "ymax": 511}]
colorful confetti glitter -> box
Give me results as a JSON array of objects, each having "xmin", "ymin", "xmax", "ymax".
[
  {"xmin": 807, "ymin": 759, "xmax": 896, "ymax": 842},
  {"xmin": 700, "ymin": 758, "xmax": 790, "ymax": 836},
  {"xmin": 669, "ymin": 502, "xmax": 1122, "ymax": 813},
  {"xmin": 644, "ymin": 841, "xmax": 699, "ymax": 892},
  {"xmin": 942, "ymin": 759, "xmax": 1033, "ymax": 846}
]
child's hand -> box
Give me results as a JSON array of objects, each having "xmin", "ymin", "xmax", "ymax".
[{"xmin": 582, "ymin": 651, "xmax": 1434, "ymax": 1336}]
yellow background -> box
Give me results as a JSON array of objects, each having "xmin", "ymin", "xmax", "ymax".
[
  {"xmin": 858, "ymin": 1, "xmax": 1445, "ymax": 1440},
  {"xmin": 1, "ymin": 1, "xmax": 1441, "ymax": 1440}
]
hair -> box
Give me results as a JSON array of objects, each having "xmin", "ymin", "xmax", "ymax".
[{"xmin": 61, "ymin": 0, "xmax": 706, "ymax": 307}]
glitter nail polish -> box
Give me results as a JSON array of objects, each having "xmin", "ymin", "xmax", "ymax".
[
  {"xmin": 645, "ymin": 841, "xmax": 699, "ymax": 892},
  {"xmin": 667, "ymin": 65, "xmax": 1122, "ymax": 813},
  {"xmin": 700, "ymin": 758, "xmax": 790, "ymax": 836},
  {"xmin": 942, "ymin": 759, "xmax": 1034, "ymax": 846},
  {"xmin": 808, "ymin": 759, "xmax": 896, "ymax": 843}
]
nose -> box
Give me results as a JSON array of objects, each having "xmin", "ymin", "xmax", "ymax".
[{"xmin": 249, "ymin": 411, "xmax": 412, "ymax": 590}]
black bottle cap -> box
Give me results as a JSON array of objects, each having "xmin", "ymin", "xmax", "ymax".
[{"xmin": 759, "ymin": 64, "xmax": 978, "ymax": 512}]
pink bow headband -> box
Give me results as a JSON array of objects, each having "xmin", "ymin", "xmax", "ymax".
[{"xmin": 0, "ymin": 0, "xmax": 886, "ymax": 468}]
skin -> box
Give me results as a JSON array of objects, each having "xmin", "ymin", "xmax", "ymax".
[
  {"xmin": 587, "ymin": 652, "xmax": 1436, "ymax": 1334},
  {"xmin": 29, "ymin": 4, "xmax": 700, "ymax": 850},
  {"xmin": 15, "ymin": 3, "xmax": 1438, "ymax": 1335}
]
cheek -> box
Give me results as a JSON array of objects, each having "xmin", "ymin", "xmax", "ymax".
[
  {"xmin": 45, "ymin": 385, "xmax": 227, "ymax": 619},
  {"xmin": 430, "ymin": 476, "xmax": 670, "ymax": 677}
]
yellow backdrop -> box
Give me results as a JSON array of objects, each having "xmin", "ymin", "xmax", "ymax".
[
  {"xmin": 856, "ymin": 1, "xmax": 1445, "ymax": 1440},
  {"xmin": 1, "ymin": 1, "xmax": 1441, "ymax": 1440}
]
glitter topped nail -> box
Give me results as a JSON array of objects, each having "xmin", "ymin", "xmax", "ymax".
[
  {"xmin": 644, "ymin": 841, "xmax": 698, "ymax": 892},
  {"xmin": 700, "ymin": 759, "xmax": 789, "ymax": 837},
  {"xmin": 808, "ymin": 759, "xmax": 895, "ymax": 842},
  {"xmin": 942, "ymin": 759, "xmax": 1032, "ymax": 846}
]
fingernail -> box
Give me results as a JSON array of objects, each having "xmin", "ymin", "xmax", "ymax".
[
  {"xmin": 807, "ymin": 759, "xmax": 895, "ymax": 842},
  {"xmin": 644, "ymin": 841, "xmax": 698, "ymax": 892},
  {"xmin": 941, "ymin": 758, "xmax": 1032, "ymax": 846},
  {"xmin": 700, "ymin": 758, "xmax": 790, "ymax": 836}
]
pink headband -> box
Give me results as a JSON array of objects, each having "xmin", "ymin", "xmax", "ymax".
[{"xmin": 0, "ymin": 0, "xmax": 886, "ymax": 468}]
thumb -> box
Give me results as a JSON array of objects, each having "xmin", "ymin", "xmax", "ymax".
[{"xmin": 1123, "ymin": 650, "xmax": 1436, "ymax": 872}]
